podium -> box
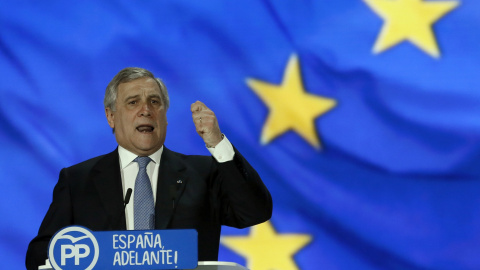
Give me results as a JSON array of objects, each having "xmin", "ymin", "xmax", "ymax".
[
  {"xmin": 39, "ymin": 260, "xmax": 249, "ymax": 270},
  {"xmin": 44, "ymin": 226, "xmax": 248, "ymax": 270}
]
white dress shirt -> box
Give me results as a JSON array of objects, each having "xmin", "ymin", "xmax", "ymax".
[{"xmin": 118, "ymin": 135, "xmax": 235, "ymax": 230}]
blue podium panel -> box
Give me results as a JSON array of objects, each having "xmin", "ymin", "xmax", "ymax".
[{"xmin": 47, "ymin": 226, "xmax": 197, "ymax": 270}]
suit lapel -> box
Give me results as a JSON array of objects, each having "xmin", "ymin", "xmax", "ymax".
[
  {"xmin": 155, "ymin": 147, "xmax": 188, "ymax": 229},
  {"xmin": 91, "ymin": 149, "xmax": 126, "ymax": 230}
]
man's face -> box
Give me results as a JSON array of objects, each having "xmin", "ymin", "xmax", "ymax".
[{"xmin": 106, "ymin": 77, "xmax": 167, "ymax": 156}]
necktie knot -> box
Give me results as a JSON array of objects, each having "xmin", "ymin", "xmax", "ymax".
[{"xmin": 135, "ymin": 156, "xmax": 151, "ymax": 169}]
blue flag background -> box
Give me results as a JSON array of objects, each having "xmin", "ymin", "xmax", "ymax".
[{"xmin": 1, "ymin": 1, "xmax": 480, "ymax": 269}]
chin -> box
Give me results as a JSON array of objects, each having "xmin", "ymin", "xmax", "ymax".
[{"xmin": 136, "ymin": 142, "xmax": 162, "ymax": 153}]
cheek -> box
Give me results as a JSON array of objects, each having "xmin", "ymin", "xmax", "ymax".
[
  {"xmin": 115, "ymin": 112, "xmax": 135, "ymax": 130},
  {"xmin": 157, "ymin": 112, "xmax": 167, "ymax": 126}
]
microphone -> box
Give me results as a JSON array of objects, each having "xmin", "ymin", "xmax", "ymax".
[
  {"xmin": 124, "ymin": 188, "xmax": 132, "ymax": 208},
  {"xmin": 169, "ymin": 184, "xmax": 176, "ymax": 209},
  {"xmin": 116, "ymin": 188, "xmax": 132, "ymax": 229}
]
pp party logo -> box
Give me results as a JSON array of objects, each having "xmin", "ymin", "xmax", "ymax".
[{"xmin": 48, "ymin": 226, "xmax": 99, "ymax": 270}]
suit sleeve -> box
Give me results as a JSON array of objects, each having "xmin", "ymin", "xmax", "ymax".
[
  {"xmin": 25, "ymin": 168, "xmax": 73, "ymax": 270},
  {"xmin": 212, "ymin": 147, "xmax": 273, "ymax": 228}
]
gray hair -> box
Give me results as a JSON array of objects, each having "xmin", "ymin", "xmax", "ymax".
[{"xmin": 104, "ymin": 67, "xmax": 170, "ymax": 111}]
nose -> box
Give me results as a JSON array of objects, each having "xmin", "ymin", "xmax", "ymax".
[{"xmin": 138, "ymin": 102, "xmax": 152, "ymax": 117}]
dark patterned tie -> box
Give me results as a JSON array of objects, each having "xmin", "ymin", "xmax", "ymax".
[{"xmin": 134, "ymin": 156, "xmax": 154, "ymax": 230}]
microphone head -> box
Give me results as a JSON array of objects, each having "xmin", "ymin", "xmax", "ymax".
[{"xmin": 124, "ymin": 188, "xmax": 133, "ymax": 205}]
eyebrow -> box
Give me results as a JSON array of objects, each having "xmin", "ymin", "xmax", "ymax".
[
  {"xmin": 124, "ymin": 95, "xmax": 140, "ymax": 102},
  {"xmin": 124, "ymin": 94, "xmax": 162, "ymax": 102},
  {"xmin": 148, "ymin": 94, "xmax": 162, "ymax": 99}
]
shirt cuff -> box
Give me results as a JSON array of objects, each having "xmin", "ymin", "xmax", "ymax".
[{"xmin": 207, "ymin": 134, "xmax": 235, "ymax": 163}]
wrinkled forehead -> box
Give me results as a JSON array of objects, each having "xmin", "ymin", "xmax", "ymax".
[{"xmin": 117, "ymin": 77, "xmax": 162, "ymax": 97}]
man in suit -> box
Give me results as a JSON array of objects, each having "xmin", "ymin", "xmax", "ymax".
[{"xmin": 26, "ymin": 67, "xmax": 273, "ymax": 270}]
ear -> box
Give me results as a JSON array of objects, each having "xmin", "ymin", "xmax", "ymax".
[{"xmin": 105, "ymin": 107, "xmax": 115, "ymax": 129}]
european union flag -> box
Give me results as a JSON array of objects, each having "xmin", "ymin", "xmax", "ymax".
[{"xmin": 1, "ymin": 1, "xmax": 479, "ymax": 269}]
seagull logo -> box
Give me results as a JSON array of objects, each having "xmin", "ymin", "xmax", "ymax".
[{"xmin": 58, "ymin": 234, "xmax": 89, "ymax": 243}]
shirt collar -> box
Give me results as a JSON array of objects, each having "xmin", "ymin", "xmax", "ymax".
[{"xmin": 118, "ymin": 145, "xmax": 163, "ymax": 169}]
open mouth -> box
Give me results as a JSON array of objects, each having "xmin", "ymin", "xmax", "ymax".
[{"xmin": 136, "ymin": 125, "xmax": 154, "ymax": 133}]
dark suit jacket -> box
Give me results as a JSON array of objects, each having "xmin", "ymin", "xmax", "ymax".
[{"xmin": 26, "ymin": 146, "xmax": 272, "ymax": 270}]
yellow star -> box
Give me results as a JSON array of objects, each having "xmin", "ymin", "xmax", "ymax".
[
  {"xmin": 247, "ymin": 54, "xmax": 336, "ymax": 149},
  {"xmin": 364, "ymin": 0, "xmax": 459, "ymax": 58},
  {"xmin": 221, "ymin": 221, "xmax": 312, "ymax": 270}
]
